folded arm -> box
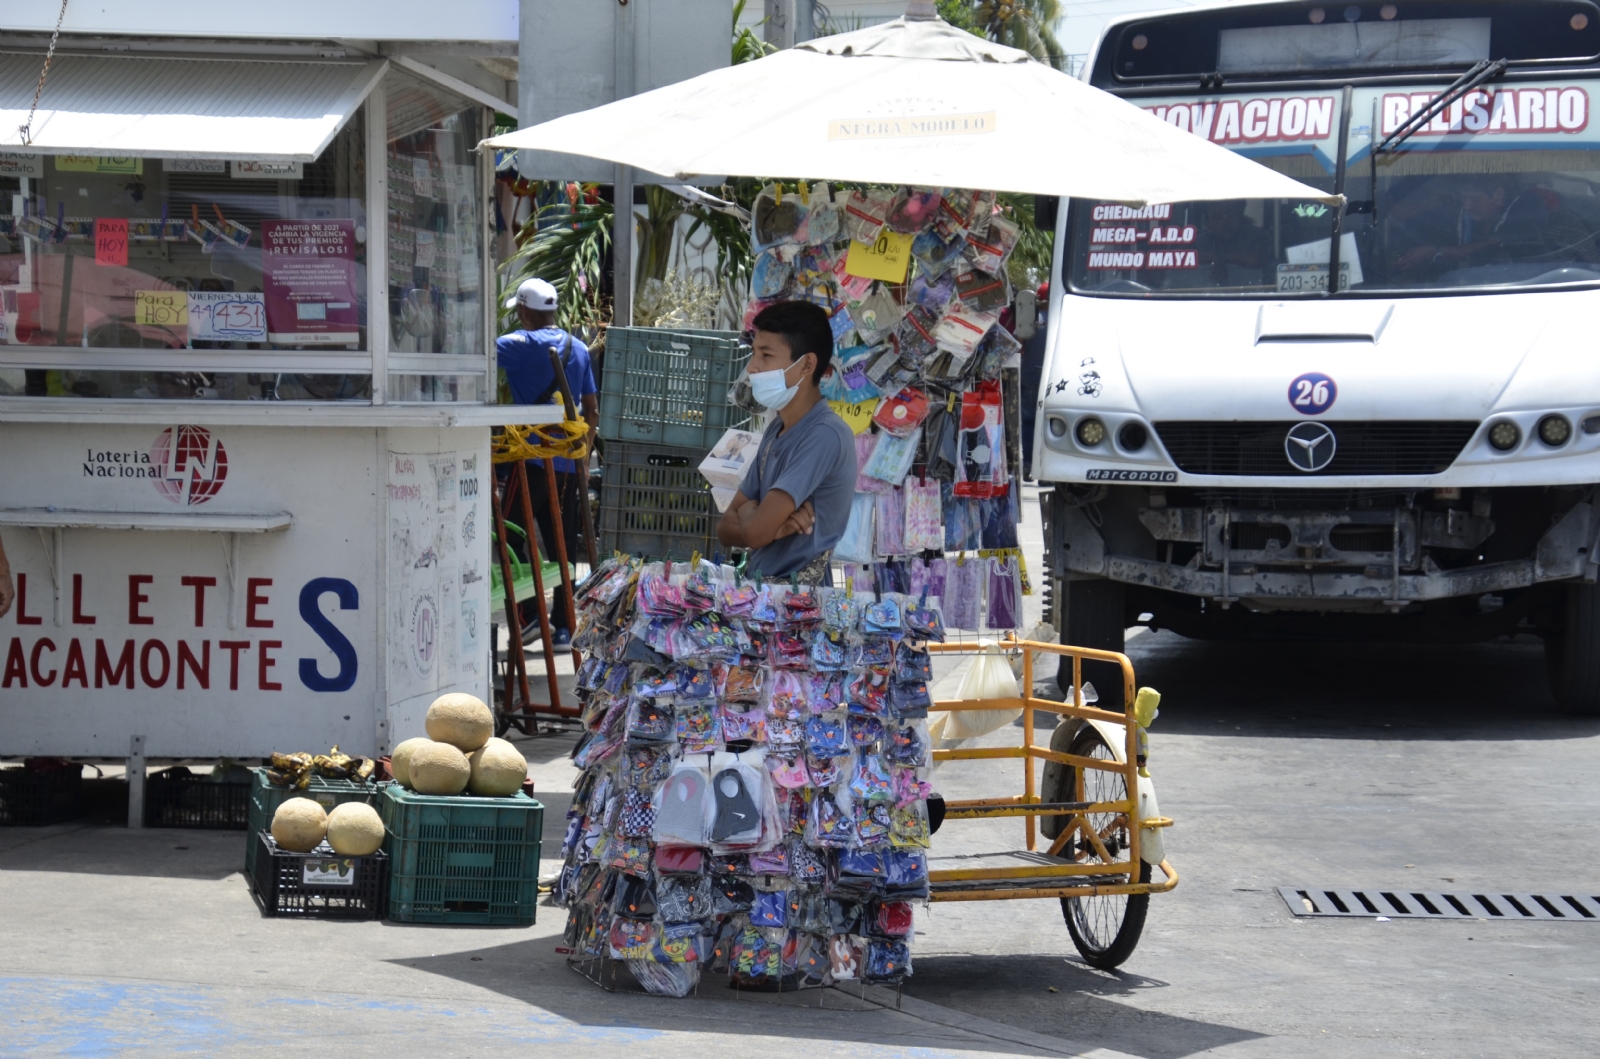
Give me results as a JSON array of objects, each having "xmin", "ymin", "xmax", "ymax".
[{"xmin": 717, "ymin": 489, "xmax": 816, "ymax": 550}]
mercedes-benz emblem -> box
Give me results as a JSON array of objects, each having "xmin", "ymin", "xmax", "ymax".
[{"xmin": 1285, "ymin": 422, "xmax": 1337, "ymax": 472}]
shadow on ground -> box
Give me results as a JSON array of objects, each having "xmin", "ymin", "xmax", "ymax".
[
  {"xmin": 0, "ymin": 824, "xmax": 243, "ymax": 880},
  {"xmin": 1120, "ymin": 631, "xmax": 1598, "ymax": 741},
  {"xmin": 903, "ymin": 952, "xmax": 1266, "ymax": 1059}
]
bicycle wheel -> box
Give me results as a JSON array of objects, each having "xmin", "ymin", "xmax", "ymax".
[{"xmin": 1057, "ymin": 725, "xmax": 1149, "ymax": 970}]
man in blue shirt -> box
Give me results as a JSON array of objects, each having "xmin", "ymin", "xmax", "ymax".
[
  {"xmin": 496, "ymin": 277, "xmax": 599, "ymax": 645},
  {"xmin": 716, "ymin": 301, "xmax": 856, "ymax": 585}
]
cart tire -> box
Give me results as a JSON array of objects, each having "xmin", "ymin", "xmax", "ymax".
[{"xmin": 1057, "ymin": 725, "xmax": 1149, "ymax": 970}]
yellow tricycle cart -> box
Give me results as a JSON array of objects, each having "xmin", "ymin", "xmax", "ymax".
[{"xmin": 924, "ymin": 639, "xmax": 1178, "ymax": 969}]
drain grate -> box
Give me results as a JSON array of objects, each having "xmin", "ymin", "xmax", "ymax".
[{"xmin": 1279, "ymin": 886, "xmax": 1600, "ymax": 921}]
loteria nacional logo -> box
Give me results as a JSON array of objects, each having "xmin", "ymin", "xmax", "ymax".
[{"xmin": 150, "ymin": 425, "xmax": 228, "ymax": 505}]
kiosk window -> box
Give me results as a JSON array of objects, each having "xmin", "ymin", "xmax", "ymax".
[{"xmin": 0, "ymin": 117, "xmax": 368, "ymax": 401}]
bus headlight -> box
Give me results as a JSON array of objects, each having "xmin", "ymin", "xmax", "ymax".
[
  {"xmin": 1488, "ymin": 420, "xmax": 1521, "ymax": 451},
  {"xmin": 1538, "ymin": 414, "xmax": 1571, "ymax": 447},
  {"xmin": 1076, "ymin": 417, "xmax": 1107, "ymax": 447}
]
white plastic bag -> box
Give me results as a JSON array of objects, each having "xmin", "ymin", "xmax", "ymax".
[{"xmin": 928, "ymin": 639, "xmax": 1022, "ymax": 744}]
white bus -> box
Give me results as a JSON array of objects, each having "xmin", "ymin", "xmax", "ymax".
[{"xmin": 1036, "ymin": 0, "xmax": 1600, "ymax": 712}]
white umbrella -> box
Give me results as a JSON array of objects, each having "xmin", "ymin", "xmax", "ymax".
[{"xmin": 482, "ymin": 4, "xmax": 1339, "ymax": 207}]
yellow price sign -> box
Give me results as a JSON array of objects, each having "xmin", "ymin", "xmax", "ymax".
[
  {"xmin": 135, "ymin": 290, "xmax": 189, "ymax": 328},
  {"xmin": 844, "ymin": 230, "xmax": 913, "ymax": 283},
  {"xmin": 829, "ymin": 398, "xmax": 879, "ymax": 435}
]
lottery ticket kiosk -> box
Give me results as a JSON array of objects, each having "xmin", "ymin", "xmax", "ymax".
[{"xmin": 0, "ymin": 21, "xmax": 555, "ymax": 819}]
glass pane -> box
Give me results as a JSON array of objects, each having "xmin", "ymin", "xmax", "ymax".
[
  {"xmin": 0, "ymin": 116, "xmax": 368, "ymax": 388},
  {"xmin": 0, "ymin": 367, "xmax": 369, "ymax": 401},
  {"xmin": 387, "ymin": 374, "xmax": 482, "ymax": 403},
  {"xmin": 386, "ymin": 72, "xmax": 485, "ymax": 362}
]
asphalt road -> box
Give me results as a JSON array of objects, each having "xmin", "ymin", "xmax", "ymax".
[{"xmin": 3, "ymin": 487, "xmax": 1597, "ymax": 1057}]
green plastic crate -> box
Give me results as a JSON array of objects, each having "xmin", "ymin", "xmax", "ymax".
[
  {"xmin": 380, "ymin": 785, "xmax": 543, "ymax": 926},
  {"xmin": 244, "ymin": 769, "xmax": 384, "ymax": 878},
  {"xmin": 598, "ymin": 326, "xmax": 751, "ymax": 449},
  {"xmin": 597, "ymin": 440, "xmax": 718, "ymax": 561}
]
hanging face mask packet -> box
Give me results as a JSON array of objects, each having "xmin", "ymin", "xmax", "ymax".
[
  {"xmin": 861, "ymin": 426, "xmax": 921, "ymax": 486},
  {"xmin": 885, "ymin": 186, "xmax": 943, "ymax": 234},
  {"xmin": 897, "ymin": 304, "xmax": 940, "ymax": 362},
  {"xmin": 865, "ymin": 940, "xmax": 912, "ymax": 983},
  {"xmin": 822, "ymin": 591, "xmax": 861, "ymax": 633},
  {"xmin": 675, "ymin": 702, "xmax": 720, "ymax": 753},
  {"xmin": 956, "ymin": 268, "xmax": 1010, "ymax": 312},
  {"xmin": 790, "ymin": 839, "xmax": 828, "ymax": 884},
  {"xmin": 848, "ymin": 714, "xmax": 886, "ymax": 748},
  {"xmin": 752, "ymin": 247, "xmax": 794, "ymax": 299},
  {"xmin": 893, "ymin": 643, "xmax": 933, "ymax": 685},
  {"xmin": 808, "ymin": 671, "xmax": 846, "ymax": 713},
  {"xmin": 852, "ymin": 284, "xmax": 903, "ymax": 344},
  {"xmin": 675, "ymin": 665, "xmax": 715, "ymax": 701},
  {"xmin": 767, "ymin": 669, "xmax": 808, "ymax": 719},
  {"xmin": 885, "ymin": 722, "xmax": 929, "ymax": 767},
  {"xmin": 806, "ymin": 712, "xmax": 850, "ymax": 758},
  {"xmin": 856, "ymin": 802, "xmax": 893, "ymax": 845},
  {"xmin": 616, "ymin": 786, "xmax": 657, "ymax": 837},
  {"xmin": 805, "ymin": 751, "xmax": 843, "ymax": 788},
  {"xmin": 811, "ymin": 631, "xmax": 851, "ymax": 672},
  {"xmin": 834, "ymin": 493, "xmax": 877, "ymax": 565},
  {"xmin": 843, "ymin": 188, "xmax": 892, "ymax": 244},
  {"xmin": 653, "ymin": 763, "xmax": 713, "ymax": 846},
  {"xmin": 904, "ymin": 476, "xmax": 945, "ymax": 552},
  {"xmin": 753, "ymin": 184, "xmax": 808, "ymax": 249},
  {"xmin": 910, "ymin": 228, "xmax": 966, "ymax": 278},
  {"xmin": 721, "ymin": 663, "xmax": 764, "ymax": 704},
  {"xmin": 656, "ymin": 874, "xmax": 714, "ymax": 924},
  {"xmin": 863, "ymin": 596, "xmax": 903, "ymax": 636},
  {"xmin": 889, "ymin": 680, "xmax": 932, "ymax": 719},
  {"xmin": 934, "ymin": 305, "xmax": 1000, "ymax": 359},
  {"xmin": 820, "ymin": 345, "xmax": 881, "ymax": 404},
  {"xmin": 626, "ymin": 698, "xmax": 674, "ymax": 746},
  {"xmin": 750, "ymin": 889, "xmax": 790, "ymax": 928},
  {"xmin": 851, "ymin": 751, "xmax": 894, "ymax": 802},
  {"xmin": 872, "ymin": 386, "xmax": 930, "ymax": 438},
  {"xmin": 986, "ymin": 556, "xmax": 1023, "ymax": 630},
  {"xmin": 719, "ymin": 702, "xmax": 767, "ymax": 743},
  {"xmin": 807, "ymin": 789, "xmax": 855, "ymax": 849},
  {"xmin": 767, "ymin": 751, "xmax": 811, "ymax": 789},
  {"xmin": 805, "ymin": 196, "xmax": 843, "ymax": 245},
  {"xmin": 965, "ymin": 212, "xmax": 1020, "ymax": 273},
  {"xmin": 709, "ymin": 761, "xmax": 765, "ymax": 845}
]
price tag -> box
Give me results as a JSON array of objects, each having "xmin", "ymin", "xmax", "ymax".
[
  {"xmin": 95, "ymin": 218, "xmax": 128, "ymax": 267},
  {"xmin": 844, "ymin": 231, "xmax": 913, "ymax": 283},
  {"xmin": 134, "ymin": 290, "xmax": 188, "ymax": 327},
  {"xmin": 830, "ymin": 398, "xmax": 879, "ymax": 435}
]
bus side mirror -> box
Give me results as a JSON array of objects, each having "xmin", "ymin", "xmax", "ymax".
[
  {"xmin": 1013, "ymin": 288, "xmax": 1037, "ymax": 340},
  {"xmin": 1034, "ymin": 195, "xmax": 1060, "ymax": 232}
]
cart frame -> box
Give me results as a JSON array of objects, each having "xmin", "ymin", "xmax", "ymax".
[{"xmin": 924, "ymin": 638, "xmax": 1179, "ymax": 903}]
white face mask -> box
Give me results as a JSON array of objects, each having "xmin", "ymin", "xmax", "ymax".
[{"xmin": 749, "ymin": 357, "xmax": 807, "ymax": 411}]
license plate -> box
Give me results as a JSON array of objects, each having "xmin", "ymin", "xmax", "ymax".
[{"xmin": 1276, "ymin": 262, "xmax": 1351, "ymax": 293}]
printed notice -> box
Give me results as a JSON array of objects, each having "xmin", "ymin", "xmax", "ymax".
[
  {"xmin": 189, "ymin": 291, "xmax": 267, "ymax": 343},
  {"xmin": 844, "ymin": 231, "xmax": 913, "ymax": 283},
  {"xmin": 261, "ymin": 219, "xmax": 360, "ymax": 345},
  {"xmin": 95, "ymin": 218, "xmax": 128, "ymax": 267},
  {"xmin": 134, "ymin": 290, "xmax": 188, "ymax": 328}
]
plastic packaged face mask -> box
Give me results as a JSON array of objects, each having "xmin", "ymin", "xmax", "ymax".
[
  {"xmin": 626, "ymin": 698, "xmax": 674, "ymax": 746},
  {"xmin": 897, "ymin": 304, "xmax": 940, "ymax": 361},
  {"xmin": 851, "ymin": 751, "xmax": 894, "ymax": 802},
  {"xmin": 721, "ymin": 663, "xmax": 764, "ymax": 704},
  {"xmin": 872, "ymin": 387, "xmax": 930, "ymax": 439},
  {"xmin": 751, "ymin": 889, "xmax": 790, "ymax": 928},
  {"xmin": 806, "ymin": 200, "xmax": 842, "ymax": 245},
  {"xmin": 617, "ymin": 786, "xmax": 657, "ymax": 837},
  {"xmin": 767, "ymin": 669, "xmax": 808, "ymax": 719},
  {"xmin": 863, "ymin": 596, "xmax": 903, "ymax": 635},
  {"xmin": 865, "ymin": 939, "xmax": 911, "ymax": 982},
  {"xmin": 805, "ymin": 751, "xmax": 842, "ymax": 787},
  {"xmin": 885, "ymin": 187, "xmax": 943, "ymax": 234},
  {"xmin": 653, "ymin": 764, "xmax": 713, "ymax": 846},
  {"xmin": 956, "ymin": 268, "xmax": 1009, "ymax": 312},
  {"xmin": 848, "ymin": 714, "xmax": 886, "ymax": 748},
  {"xmin": 806, "ymin": 713, "xmax": 850, "ymax": 758},
  {"xmin": 911, "ymin": 228, "xmax": 967, "ymax": 278},
  {"xmin": 749, "ymin": 844, "xmax": 790, "ymax": 876},
  {"xmin": 676, "ymin": 702, "xmax": 720, "ymax": 754},
  {"xmin": 861, "ymin": 427, "xmax": 921, "ymax": 486},
  {"xmin": 811, "ymin": 631, "xmax": 851, "ymax": 672},
  {"xmin": 934, "ymin": 305, "xmax": 1000, "ymax": 358},
  {"xmin": 843, "ymin": 188, "xmax": 892, "ymax": 243},
  {"xmin": 752, "ymin": 247, "xmax": 794, "ymax": 299},
  {"xmin": 766, "ymin": 715, "xmax": 805, "ymax": 747},
  {"xmin": 965, "ymin": 213, "xmax": 1020, "ymax": 274},
  {"xmin": 767, "ymin": 752, "xmax": 811, "ymax": 789},
  {"xmin": 720, "ymin": 703, "xmax": 767, "ymax": 744},
  {"xmin": 852, "ymin": 286, "xmax": 902, "ymax": 343},
  {"xmin": 808, "ymin": 790, "xmax": 855, "ymax": 848},
  {"xmin": 657, "ymin": 874, "xmax": 714, "ymax": 923},
  {"xmin": 908, "ymin": 268, "xmax": 957, "ymax": 312},
  {"xmin": 754, "ymin": 187, "xmax": 808, "ymax": 249},
  {"xmin": 710, "ymin": 763, "xmax": 764, "ymax": 843},
  {"xmin": 885, "ymin": 723, "xmax": 928, "ymax": 767}
]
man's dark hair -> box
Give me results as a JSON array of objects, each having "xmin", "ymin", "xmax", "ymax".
[{"xmin": 751, "ymin": 301, "xmax": 833, "ymax": 386}]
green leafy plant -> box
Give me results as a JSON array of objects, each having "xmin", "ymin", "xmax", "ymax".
[
  {"xmin": 974, "ymin": 0, "xmax": 1067, "ymax": 69},
  {"xmin": 732, "ymin": 0, "xmax": 776, "ymax": 64},
  {"xmin": 499, "ymin": 190, "xmax": 613, "ymax": 335}
]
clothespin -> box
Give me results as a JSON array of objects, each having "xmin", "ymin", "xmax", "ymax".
[
  {"xmin": 789, "ymin": 572, "xmax": 799, "ymax": 590},
  {"xmin": 798, "ymin": 181, "xmax": 810, "ymax": 206},
  {"xmin": 775, "ymin": 182, "xmax": 783, "ymax": 205}
]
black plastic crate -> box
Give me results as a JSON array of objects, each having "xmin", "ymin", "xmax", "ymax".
[
  {"xmin": 597, "ymin": 441, "xmax": 719, "ymax": 561},
  {"xmin": 0, "ymin": 768, "xmax": 83, "ymax": 826},
  {"xmin": 144, "ymin": 769, "xmax": 252, "ymax": 829},
  {"xmin": 252, "ymin": 832, "xmax": 389, "ymax": 919}
]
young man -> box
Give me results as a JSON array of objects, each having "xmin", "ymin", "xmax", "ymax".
[
  {"xmin": 496, "ymin": 277, "xmax": 599, "ymax": 646},
  {"xmin": 717, "ymin": 301, "xmax": 856, "ymax": 585}
]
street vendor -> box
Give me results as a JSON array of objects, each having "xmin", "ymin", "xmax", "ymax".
[
  {"xmin": 716, "ymin": 301, "xmax": 855, "ymax": 585},
  {"xmin": 497, "ymin": 277, "xmax": 599, "ymax": 647}
]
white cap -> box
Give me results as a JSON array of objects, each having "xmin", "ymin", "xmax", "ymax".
[{"xmin": 505, "ymin": 277, "xmax": 558, "ymax": 311}]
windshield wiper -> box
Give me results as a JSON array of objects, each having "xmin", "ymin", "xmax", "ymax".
[{"xmin": 1374, "ymin": 58, "xmax": 1508, "ymax": 155}]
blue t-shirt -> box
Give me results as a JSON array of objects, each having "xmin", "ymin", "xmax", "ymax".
[
  {"xmin": 737, "ymin": 399, "xmax": 857, "ymax": 578},
  {"xmin": 496, "ymin": 327, "xmax": 597, "ymax": 473}
]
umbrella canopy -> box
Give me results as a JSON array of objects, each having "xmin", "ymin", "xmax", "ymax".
[{"xmin": 482, "ymin": 8, "xmax": 1340, "ymax": 207}]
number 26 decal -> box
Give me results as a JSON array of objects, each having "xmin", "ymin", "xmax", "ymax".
[{"xmin": 1288, "ymin": 372, "xmax": 1337, "ymax": 415}]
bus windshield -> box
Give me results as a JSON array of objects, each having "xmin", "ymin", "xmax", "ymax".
[{"xmin": 1070, "ymin": 79, "xmax": 1600, "ymax": 295}]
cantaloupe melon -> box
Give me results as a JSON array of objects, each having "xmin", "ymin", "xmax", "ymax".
[
  {"xmin": 409, "ymin": 740, "xmax": 471, "ymax": 795},
  {"xmin": 468, "ymin": 738, "xmax": 528, "ymax": 797},
  {"xmin": 325, "ymin": 802, "xmax": 385, "ymax": 855},
  {"xmin": 425, "ymin": 693, "xmax": 493, "ymax": 752},
  {"xmin": 271, "ymin": 797, "xmax": 328, "ymax": 852},
  {"xmin": 390, "ymin": 737, "xmax": 431, "ymax": 789}
]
